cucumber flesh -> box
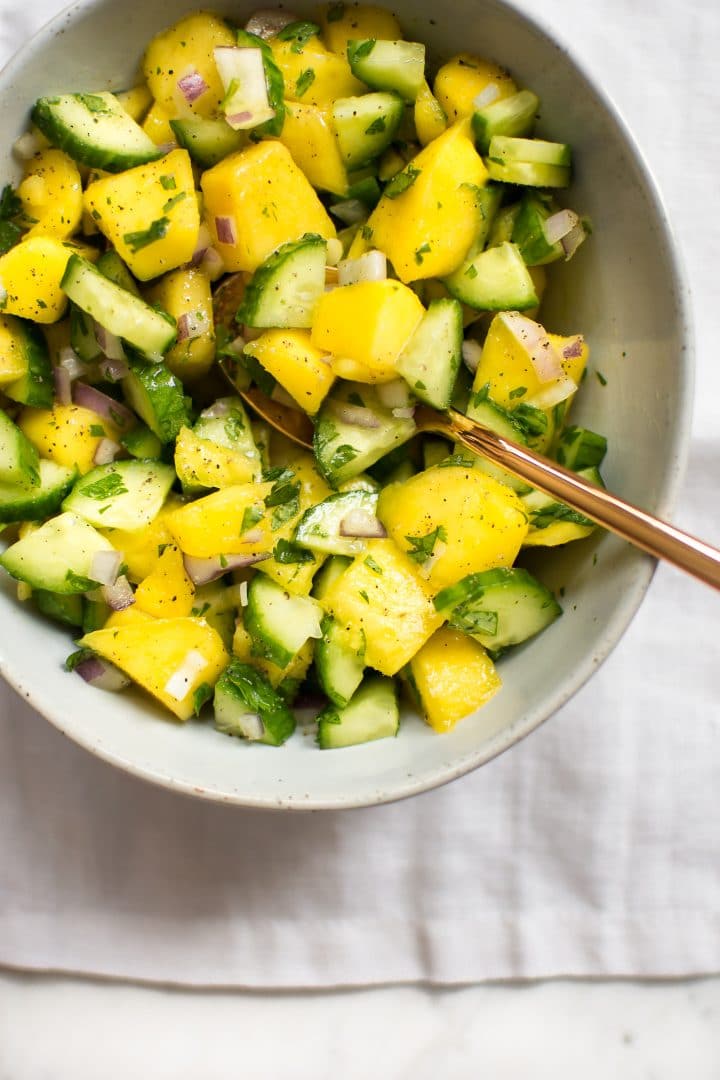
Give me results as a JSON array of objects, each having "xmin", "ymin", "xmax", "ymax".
[
  {"xmin": 170, "ymin": 117, "xmax": 246, "ymax": 168},
  {"xmin": 236, "ymin": 235, "xmax": 327, "ymax": 329},
  {"xmin": 295, "ymin": 489, "xmax": 379, "ymax": 556},
  {"xmin": 32, "ymin": 92, "xmax": 163, "ymax": 173},
  {"xmin": 316, "ymin": 615, "xmax": 365, "ymax": 708},
  {"xmin": 313, "ymin": 383, "xmax": 416, "ymax": 487},
  {"xmin": 120, "ymin": 424, "xmax": 163, "ymax": 460},
  {"xmin": 485, "ymin": 158, "xmax": 570, "ymax": 188},
  {"xmin": 34, "ymin": 589, "xmax": 85, "ymax": 629},
  {"xmin": 62, "ymin": 460, "xmax": 175, "ymax": 530},
  {"xmin": 555, "ymin": 426, "xmax": 608, "ymax": 471},
  {"xmin": 214, "ymin": 660, "xmax": 295, "ymax": 745},
  {"xmin": 245, "ymin": 574, "xmax": 323, "ymax": 668},
  {"xmin": 316, "ymin": 675, "xmax": 399, "ymax": 748},
  {"xmin": 95, "ymin": 250, "xmax": 140, "ymax": 296},
  {"xmin": 444, "ymin": 241, "xmax": 539, "ymax": 311},
  {"xmin": 0, "ymin": 408, "xmax": 39, "ymax": 488},
  {"xmin": 472, "ymin": 90, "xmax": 540, "ymax": 154},
  {"xmin": 522, "ymin": 466, "xmax": 603, "ymax": 531},
  {"xmin": 311, "ymin": 554, "xmax": 352, "ymax": 601},
  {"xmin": 214, "ymin": 46, "xmax": 276, "ymax": 131},
  {"xmin": 332, "ymin": 92, "xmax": 404, "ymax": 169},
  {"xmin": 0, "ymin": 511, "xmax": 115, "ymax": 594},
  {"xmin": 489, "ymin": 135, "xmax": 572, "ymax": 167},
  {"xmin": 347, "ymin": 39, "xmax": 426, "ymax": 102},
  {"xmin": 122, "ymin": 360, "xmax": 189, "ymax": 444},
  {"xmin": 2, "ymin": 319, "xmax": 53, "ymax": 408},
  {"xmin": 511, "ymin": 192, "xmax": 564, "ymax": 266},
  {"xmin": 0, "ymin": 460, "xmax": 77, "ymax": 525},
  {"xmin": 396, "ymin": 297, "xmax": 462, "ymax": 410},
  {"xmin": 463, "ymin": 395, "xmax": 532, "ymax": 494}
]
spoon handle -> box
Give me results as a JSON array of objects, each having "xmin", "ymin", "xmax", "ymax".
[{"xmin": 449, "ymin": 409, "xmax": 720, "ymax": 591}]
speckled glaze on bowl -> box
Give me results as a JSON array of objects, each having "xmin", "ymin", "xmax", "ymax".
[{"xmin": 0, "ymin": 0, "xmax": 692, "ymax": 808}]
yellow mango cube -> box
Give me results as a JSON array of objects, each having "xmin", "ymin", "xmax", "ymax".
[
  {"xmin": 19, "ymin": 403, "xmax": 122, "ymax": 475},
  {"xmin": 84, "ymin": 149, "xmax": 199, "ymax": 281},
  {"xmin": 134, "ymin": 542, "xmax": 195, "ymax": 619},
  {"xmin": 319, "ymin": 538, "xmax": 444, "ymax": 675},
  {"xmin": 414, "ymin": 80, "xmax": 447, "ymax": 146},
  {"xmin": 434, "ymin": 54, "xmax": 517, "ymax": 122},
  {"xmin": 174, "ymin": 426, "xmax": 258, "ymax": 490},
  {"xmin": 244, "ymin": 329, "xmax": 335, "ymax": 415},
  {"xmin": 318, "ymin": 3, "xmax": 402, "ymax": 53},
  {"xmin": 143, "ymin": 12, "xmax": 236, "ymax": 119},
  {"xmin": 145, "ymin": 268, "xmax": 215, "ymax": 382},
  {"xmin": 0, "ymin": 315, "xmax": 29, "ymax": 384},
  {"xmin": 99, "ymin": 495, "xmax": 184, "ymax": 583},
  {"xmin": 311, "ymin": 279, "xmax": 424, "ymax": 381},
  {"xmin": 18, "ymin": 149, "xmax": 83, "ymax": 240},
  {"xmin": 166, "ymin": 482, "xmax": 275, "ymax": 558},
  {"xmin": 201, "ymin": 141, "xmax": 336, "ymax": 272},
  {"xmin": 269, "ymin": 34, "xmax": 363, "ymax": 107},
  {"xmin": 233, "ymin": 619, "xmax": 314, "ymax": 690},
  {"xmin": 115, "ymin": 84, "xmax": 153, "ymax": 123},
  {"xmin": 276, "ymin": 102, "xmax": 348, "ymax": 195},
  {"xmin": 141, "ymin": 101, "xmax": 176, "ymax": 147},
  {"xmin": 104, "ymin": 606, "xmax": 156, "ymax": 629},
  {"xmin": 552, "ymin": 331, "xmax": 589, "ymax": 386},
  {"xmin": 409, "ymin": 625, "xmax": 501, "ymax": 733},
  {"xmin": 81, "ymin": 617, "xmax": 229, "ymax": 722},
  {"xmin": 0, "ymin": 237, "xmax": 70, "ymax": 322},
  {"xmin": 376, "ymin": 463, "xmax": 528, "ymax": 593},
  {"xmin": 367, "ymin": 121, "xmax": 488, "ymax": 282}
]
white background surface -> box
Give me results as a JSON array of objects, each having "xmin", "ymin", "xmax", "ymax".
[{"xmin": 1, "ymin": 0, "xmax": 720, "ymax": 1074}]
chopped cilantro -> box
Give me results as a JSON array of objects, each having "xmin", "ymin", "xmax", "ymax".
[
  {"xmin": 192, "ymin": 682, "xmax": 213, "ymax": 716},
  {"xmin": 404, "ymin": 525, "xmax": 448, "ymax": 564},
  {"xmin": 295, "ymin": 68, "xmax": 316, "ymax": 98},
  {"xmin": 464, "ymin": 263, "xmax": 478, "ymax": 279},
  {"xmin": 364, "ymin": 556, "xmax": 383, "ymax": 574},
  {"xmin": 328, "ymin": 444, "xmax": 357, "ymax": 472},
  {"xmin": 241, "ymin": 505, "xmax": 264, "ymax": 533},
  {"xmin": 349, "ymin": 39, "xmax": 376, "ymax": 62},
  {"xmin": 414, "ymin": 242, "xmax": 431, "ymax": 265},
  {"xmin": 64, "ymin": 647, "xmax": 97, "ymax": 672},
  {"xmin": 160, "ymin": 175, "xmax": 177, "ymax": 190},
  {"xmin": 219, "ymin": 554, "xmax": 228, "ymax": 569},
  {"xmin": 415, "ymin": 380, "xmax": 426, "ymax": 391},
  {"xmin": 273, "ymin": 539, "xmax": 314, "ymax": 565},
  {"xmin": 264, "ymin": 467, "xmax": 300, "ymax": 508},
  {"xmin": 65, "ymin": 569, "xmax": 100, "ymax": 591},
  {"xmin": 123, "ymin": 216, "xmax": 170, "ymax": 253},
  {"xmin": 384, "ymin": 164, "xmax": 421, "ymax": 199},
  {"xmin": 360, "ymin": 224, "xmax": 373, "ymax": 241},
  {"xmin": 162, "ymin": 191, "xmax": 187, "ymax": 214},
  {"xmin": 0, "ymin": 184, "xmax": 21, "ymax": 221},
  {"xmin": 596, "ymin": 370, "xmax": 608, "ymax": 386},
  {"xmin": 89, "ymin": 424, "xmax": 106, "ymax": 437},
  {"xmin": 365, "ymin": 115, "xmax": 386, "ymax": 135},
  {"xmin": 509, "ymin": 386, "xmax": 527, "ymax": 400},
  {"xmin": 276, "ymin": 20, "xmax": 320, "ymax": 53},
  {"xmin": 224, "ymin": 410, "xmax": 246, "ymax": 443},
  {"xmin": 80, "ymin": 473, "xmax": 128, "ymax": 500},
  {"xmin": 471, "ymin": 383, "xmax": 490, "ymax": 407},
  {"xmin": 191, "ymin": 602, "xmax": 211, "ymax": 617},
  {"xmin": 358, "ymin": 589, "xmax": 370, "ymax": 603},
  {"xmin": 347, "ymin": 391, "xmax": 365, "ymax": 407},
  {"xmin": 271, "ymin": 499, "xmax": 300, "ymax": 531},
  {"xmin": 77, "ymin": 93, "xmax": 110, "ymax": 113}
]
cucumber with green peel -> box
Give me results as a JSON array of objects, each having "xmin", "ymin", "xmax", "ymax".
[
  {"xmin": 485, "ymin": 158, "xmax": 570, "ymax": 188},
  {"xmin": 422, "ymin": 437, "xmax": 452, "ymax": 470},
  {"xmin": 31, "ymin": 92, "xmax": 164, "ymax": 172},
  {"xmin": 472, "ymin": 90, "xmax": 540, "ymax": 154},
  {"xmin": 316, "ymin": 674, "xmax": 399, "ymax": 748},
  {"xmin": 522, "ymin": 465, "xmax": 604, "ymax": 532},
  {"xmin": 434, "ymin": 567, "xmax": 562, "ymax": 652},
  {"xmin": 489, "ymin": 135, "xmax": 572, "ymax": 167},
  {"xmin": 465, "ymin": 182, "xmax": 504, "ymax": 258},
  {"xmin": 311, "ymin": 554, "xmax": 352, "ymax": 601},
  {"xmin": 347, "ymin": 39, "xmax": 426, "ymax": 102},
  {"xmin": 122, "ymin": 360, "xmax": 189, "ymax": 444},
  {"xmin": 0, "ymin": 460, "xmax": 77, "ymax": 524},
  {"xmin": 170, "ymin": 117, "xmax": 246, "ymax": 168},
  {"xmin": 316, "ymin": 615, "xmax": 365, "ymax": 708},
  {"xmin": 2, "ymin": 318, "xmax": 53, "ymax": 408},
  {"xmin": 236, "ymin": 235, "xmax": 327, "ymax": 329},
  {"xmin": 346, "ymin": 169, "xmax": 382, "ymax": 207},
  {"xmin": 444, "ymin": 241, "xmax": 538, "ymax": 311},
  {"xmin": 120, "ymin": 423, "xmax": 163, "ymax": 460},
  {"xmin": 70, "ymin": 305, "xmax": 102, "ymax": 363},
  {"xmin": 332, "ymin": 92, "xmax": 405, "ymax": 169},
  {"xmin": 555, "ymin": 426, "xmax": 607, "ymax": 471},
  {"xmin": 0, "ymin": 408, "xmax": 39, "ymax": 488},
  {"xmin": 396, "ymin": 297, "xmax": 462, "ymax": 410},
  {"xmin": 62, "ymin": 255, "xmax": 176, "ymax": 362},
  {"xmin": 463, "ymin": 394, "xmax": 532, "ymax": 494},
  {"xmin": 214, "ymin": 660, "xmax": 295, "ymax": 745},
  {"xmin": 193, "ymin": 397, "xmax": 261, "ymax": 477},
  {"xmin": 0, "ymin": 511, "xmax": 115, "ymax": 594},
  {"xmin": 294, "ymin": 489, "xmax": 379, "ymax": 556},
  {"xmin": 245, "ymin": 574, "xmax": 323, "ymax": 668},
  {"xmin": 62, "ymin": 459, "xmax": 175, "ymax": 531},
  {"xmin": 34, "ymin": 589, "xmax": 84, "ymax": 629},
  {"xmin": 234, "ymin": 28, "xmax": 286, "ymax": 137},
  {"xmin": 81, "ymin": 596, "xmax": 111, "ymax": 634},
  {"xmin": 214, "ymin": 45, "xmax": 277, "ymax": 132},
  {"xmin": 487, "ymin": 202, "xmax": 521, "ymax": 247}
]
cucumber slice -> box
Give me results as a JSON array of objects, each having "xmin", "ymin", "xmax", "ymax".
[
  {"xmin": 522, "ymin": 465, "xmax": 603, "ymax": 532},
  {"xmin": 62, "ymin": 460, "xmax": 175, "ymax": 530},
  {"xmin": 314, "ymin": 383, "xmax": 416, "ymax": 487},
  {"xmin": 213, "ymin": 660, "xmax": 295, "ymax": 746},
  {"xmin": 511, "ymin": 192, "xmax": 568, "ymax": 266},
  {"xmin": 463, "ymin": 394, "xmax": 532, "ymax": 494},
  {"xmin": 311, "ymin": 554, "xmax": 352, "ymax": 601},
  {"xmin": 555, "ymin": 426, "xmax": 607, "ymax": 471},
  {"xmin": 489, "ymin": 135, "xmax": 572, "ymax": 167},
  {"xmin": 434, "ymin": 567, "xmax": 562, "ymax": 651},
  {"xmin": 34, "ymin": 590, "xmax": 85, "ymax": 629},
  {"xmin": 462, "ymin": 183, "xmax": 504, "ymax": 262},
  {"xmin": 0, "ymin": 511, "xmax": 115, "ymax": 593},
  {"xmin": 485, "ymin": 158, "xmax": 570, "ymax": 189},
  {"xmin": 295, "ymin": 489, "xmax": 379, "ymax": 556},
  {"xmin": 2, "ymin": 319, "xmax": 53, "ymax": 408},
  {"xmin": 193, "ymin": 397, "xmax": 262, "ymax": 477},
  {"xmin": 234, "ymin": 28, "xmax": 286, "ymax": 137},
  {"xmin": 245, "ymin": 574, "xmax": 323, "ymax": 668},
  {"xmin": 487, "ymin": 203, "xmax": 521, "ymax": 247},
  {"xmin": 316, "ymin": 615, "xmax": 365, "ymax": 708},
  {"xmin": 120, "ymin": 424, "xmax": 163, "ymax": 460},
  {"xmin": 0, "ymin": 409, "xmax": 39, "ymax": 488},
  {"xmin": 70, "ymin": 305, "xmax": 102, "ymax": 363},
  {"xmin": 31, "ymin": 92, "xmax": 163, "ymax": 173},
  {"xmin": 347, "ymin": 39, "xmax": 426, "ymax": 102},
  {"xmin": 62, "ymin": 255, "xmax": 176, "ymax": 362},
  {"xmin": 236, "ymin": 235, "xmax": 327, "ymax": 329},
  {"xmin": 444, "ymin": 241, "xmax": 538, "ymax": 311},
  {"xmin": 316, "ymin": 675, "xmax": 399, "ymax": 748},
  {"xmin": 0, "ymin": 460, "xmax": 77, "ymax": 525},
  {"xmin": 214, "ymin": 46, "xmax": 276, "ymax": 131},
  {"xmin": 346, "ymin": 170, "xmax": 382, "ymax": 207},
  {"xmin": 122, "ymin": 360, "xmax": 189, "ymax": 444},
  {"xmin": 170, "ymin": 117, "xmax": 246, "ymax": 168},
  {"xmin": 82, "ymin": 596, "xmax": 111, "ymax": 633},
  {"xmin": 396, "ymin": 297, "xmax": 462, "ymax": 409},
  {"xmin": 332, "ymin": 92, "xmax": 404, "ymax": 169},
  {"xmin": 472, "ymin": 90, "xmax": 540, "ymax": 154}
]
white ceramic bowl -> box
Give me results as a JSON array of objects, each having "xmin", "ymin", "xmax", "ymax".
[{"xmin": 0, "ymin": 0, "xmax": 692, "ymax": 808}]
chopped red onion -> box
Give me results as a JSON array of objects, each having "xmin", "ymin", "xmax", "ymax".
[
  {"xmin": 337, "ymin": 250, "xmax": 387, "ymax": 286},
  {"xmin": 244, "ymin": 8, "xmax": 298, "ymax": 37},
  {"xmin": 376, "ymin": 379, "xmax": 412, "ymax": 410},
  {"xmin": 73, "ymin": 382, "xmax": 135, "ymax": 431},
  {"xmin": 473, "ymin": 83, "xmax": 500, "ymax": 109},
  {"xmin": 177, "ymin": 311, "xmax": 209, "ymax": 343},
  {"xmin": 339, "ymin": 509, "xmax": 387, "ymax": 538},
  {"xmin": 94, "ymin": 322, "xmax": 126, "ymax": 362},
  {"xmin": 164, "ymin": 649, "xmax": 209, "ymax": 701},
  {"xmin": 13, "ymin": 130, "xmax": 43, "ymax": 161},
  {"xmin": 53, "ymin": 365, "xmax": 72, "ymax": 405},
  {"xmin": 177, "ymin": 70, "xmax": 209, "ymax": 104},
  {"xmin": 90, "ymin": 549, "xmax": 123, "ymax": 587},
  {"xmin": 543, "ymin": 209, "xmax": 580, "ymax": 246},
  {"xmin": 392, "ymin": 406, "xmax": 415, "ymax": 419},
  {"xmin": 462, "ymin": 340, "xmax": 482, "ymax": 374},
  {"xmin": 215, "ymin": 215, "xmax": 238, "ymax": 246},
  {"xmin": 329, "ymin": 199, "xmax": 368, "ymax": 226},
  {"xmin": 75, "ymin": 656, "xmax": 131, "ymax": 692},
  {"xmin": 332, "ymin": 403, "xmax": 382, "ymax": 429},
  {"xmin": 58, "ymin": 346, "xmax": 85, "ymax": 381},
  {"xmin": 183, "ymin": 551, "xmax": 270, "ymax": 586},
  {"xmin": 563, "ymin": 335, "xmax": 584, "ymax": 360},
  {"xmin": 500, "ymin": 312, "xmax": 564, "ymax": 384},
  {"xmin": 93, "ymin": 437, "xmax": 122, "ymax": 466},
  {"xmin": 226, "ymin": 110, "xmax": 253, "ymax": 127},
  {"xmin": 561, "ymin": 220, "xmax": 588, "ymax": 260},
  {"xmin": 98, "ymin": 356, "xmax": 130, "ymax": 383},
  {"xmin": 102, "ymin": 574, "xmax": 135, "ymax": 612}
]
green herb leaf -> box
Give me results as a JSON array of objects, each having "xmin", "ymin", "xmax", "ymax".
[
  {"xmin": 328, "ymin": 444, "xmax": 357, "ymax": 473},
  {"xmin": 471, "ymin": 383, "xmax": 490, "ymax": 407},
  {"xmin": 414, "ymin": 242, "xmax": 431, "ymax": 265},
  {"xmin": 595, "ymin": 370, "xmax": 608, "ymax": 386},
  {"xmin": 364, "ymin": 555, "xmax": 383, "ymax": 574},
  {"xmin": 64, "ymin": 647, "xmax": 97, "ymax": 672},
  {"xmin": 162, "ymin": 191, "xmax": 187, "ymax": 213},
  {"xmin": 241, "ymin": 505, "xmax": 264, "ymax": 533},
  {"xmin": 511, "ymin": 403, "xmax": 548, "ymax": 438},
  {"xmin": 0, "ymin": 184, "xmax": 22, "ymax": 222},
  {"xmin": 89, "ymin": 424, "xmax": 106, "ymax": 437},
  {"xmin": 404, "ymin": 525, "xmax": 448, "ymax": 564},
  {"xmin": 272, "ymin": 498, "xmax": 300, "ymax": 531},
  {"xmin": 264, "ymin": 467, "xmax": 300, "ymax": 508},
  {"xmin": 0, "ymin": 220, "xmax": 22, "ymax": 255},
  {"xmin": 160, "ymin": 175, "xmax": 177, "ymax": 190},
  {"xmin": 384, "ymin": 164, "xmax": 421, "ymax": 199},
  {"xmin": 76, "ymin": 93, "xmax": 111, "ymax": 113},
  {"xmin": 276, "ymin": 20, "xmax": 320, "ymax": 52},
  {"xmin": 80, "ymin": 473, "xmax": 128, "ymax": 500},
  {"xmin": 295, "ymin": 68, "xmax": 316, "ymax": 97},
  {"xmin": 365, "ymin": 115, "xmax": 386, "ymax": 135},
  {"xmin": 508, "ymin": 386, "xmax": 527, "ymax": 400},
  {"xmin": 464, "ymin": 263, "xmax": 478, "ymax": 279},
  {"xmin": 193, "ymin": 682, "xmax": 213, "ymax": 716},
  {"xmin": 358, "ymin": 589, "xmax": 370, "ymax": 603},
  {"xmin": 348, "ymin": 38, "xmax": 376, "ymax": 62},
  {"xmin": 65, "ymin": 569, "xmax": 100, "ymax": 591},
  {"xmin": 123, "ymin": 216, "xmax": 170, "ymax": 253},
  {"xmin": 273, "ymin": 539, "xmax": 314, "ymax": 564},
  {"xmin": 360, "ymin": 223, "xmax": 373, "ymax": 241}
]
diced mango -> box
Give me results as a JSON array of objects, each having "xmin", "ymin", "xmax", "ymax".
[
  {"xmin": 141, "ymin": 101, "xmax": 176, "ymax": 146},
  {"xmin": 255, "ymin": 452, "xmax": 330, "ymax": 595},
  {"xmin": 0, "ymin": 315, "xmax": 29, "ymax": 385},
  {"xmin": 319, "ymin": 538, "xmax": 444, "ymax": 675},
  {"xmin": 233, "ymin": 618, "xmax": 314, "ymax": 692},
  {"xmin": 377, "ymin": 463, "xmax": 529, "ymax": 592},
  {"xmin": 143, "ymin": 12, "xmax": 236, "ymax": 119},
  {"xmin": 18, "ymin": 149, "xmax": 83, "ymax": 240},
  {"xmin": 244, "ymin": 329, "xmax": 335, "ymax": 414},
  {"xmin": 104, "ymin": 606, "xmax": 156, "ymax": 629},
  {"xmin": 115, "ymin": 84, "xmax": 153, "ymax": 123},
  {"xmin": 134, "ymin": 542, "xmax": 195, "ymax": 618},
  {"xmin": 276, "ymin": 102, "xmax": 348, "ymax": 195},
  {"xmin": 145, "ymin": 268, "xmax": 215, "ymax": 381},
  {"xmin": 99, "ymin": 495, "xmax": 184, "ymax": 583},
  {"xmin": 414, "ymin": 80, "xmax": 447, "ymax": 146},
  {"xmin": 19, "ymin": 403, "xmax": 122, "ymax": 475},
  {"xmin": 408, "ymin": 625, "xmax": 501, "ymax": 733},
  {"xmin": 434, "ymin": 53, "xmax": 517, "ymax": 123},
  {"xmin": 553, "ymin": 331, "xmax": 589, "ymax": 386},
  {"xmin": 174, "ymin": 425, "xmax": 258, "ymax": 490},
  {"xmin": 0, "ymin": 237, "xmax": 70, "ymax": 322},
  {"xmin": 318, "ymin": 3, "xmax": 402, "ymax": 54},
  {"xmin": 166, "ymin": 482, "xmax": 275, "ymax": 558},
  {"xmin": 522, "ymin": 520, "xmax": 594, "ymax": 548},
  {"xmin": 367, "ymin": 120, "xmax": 488, "ymax": 282},
  {"xmin": 201, "ymin": 141, "xmax": 336, "ymax": 272},
  {"xmin": 81, "ymin": 617, "xmax": 229, "ymax": 721},
  {"xmin": 269, "ymin": 33, "xmax": 363, "ymax": 107},
  {"xmin": 84, "ymin": 149, "xmax": 199, "ymax": 281},
  {"xmin": 311, "ymin": 279, "xmax": 424, "ymax": 381}
]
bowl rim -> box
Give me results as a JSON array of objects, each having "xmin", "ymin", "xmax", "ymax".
[{"xmin": 0, "ymin": 0, "xmax": 695, "ymax": 810}]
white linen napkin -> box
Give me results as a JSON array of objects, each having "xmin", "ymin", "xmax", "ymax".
[{"xmin": 1, "ymin": 0, "xmax": 719, "ymax": 988}]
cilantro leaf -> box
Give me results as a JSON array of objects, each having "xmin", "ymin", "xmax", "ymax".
[
  {"xmin": 123, "ymin": 216, "xmax": 170, "ymax": 253},
  {"xmin": 80, "ymin": 473, "xmax": 128, "ymax": 500},
  {"xmin": 295, "ymin": 68, "xmax": 316, "ymax": 97},
  {"xmin": 276, "ymin": 20, "xmax": 320, "ymax": 52},
  {"xmin": 404, "ymin": 525, "xmax": 448, "ymax": 563},
  {"xmin": 273, "ymin": 539, "xmax": 314, "ymax": 564},
  {"xmin": 193, "ymin": 682, "xmax": 213, "ymax": 716},
  {"xmin": 365, "ymin": 115, "xmax": 386, "ymax": 135},
  {"xmin": 241, "ymin": 505, "xmax": 264, "ymax": 533},
  {"xmin": 384, "ymin": 164, "xmax": 421, "ymax": 199}
]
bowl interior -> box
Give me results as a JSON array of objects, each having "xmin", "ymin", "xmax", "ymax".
[{"xmin": 0, "ymin": 0, "xmax": 691, "ymax": 808}]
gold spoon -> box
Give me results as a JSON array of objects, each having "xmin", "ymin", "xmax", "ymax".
[{"xmin": 218, "ymin": 360, "xmax": 720, "ymax": 591}]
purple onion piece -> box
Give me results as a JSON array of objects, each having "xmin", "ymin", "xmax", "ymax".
[
  {"xmin": 102, "ymin": 575, "xmax": 135, "ymax": 611},
  {"xmin": 183, "ymin": 551, "xmax": 270, "ymax": 586},
  {"xmin": 53, "ymin": 365, "xmax": 72, "ymax": 405},
  {"xmin": 177, "ymin": 70, "xmax": 209, "ymax": 104},
  {"xmin": 73, "ymin": 382, "xmax": 136, "ymax": 431}
]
